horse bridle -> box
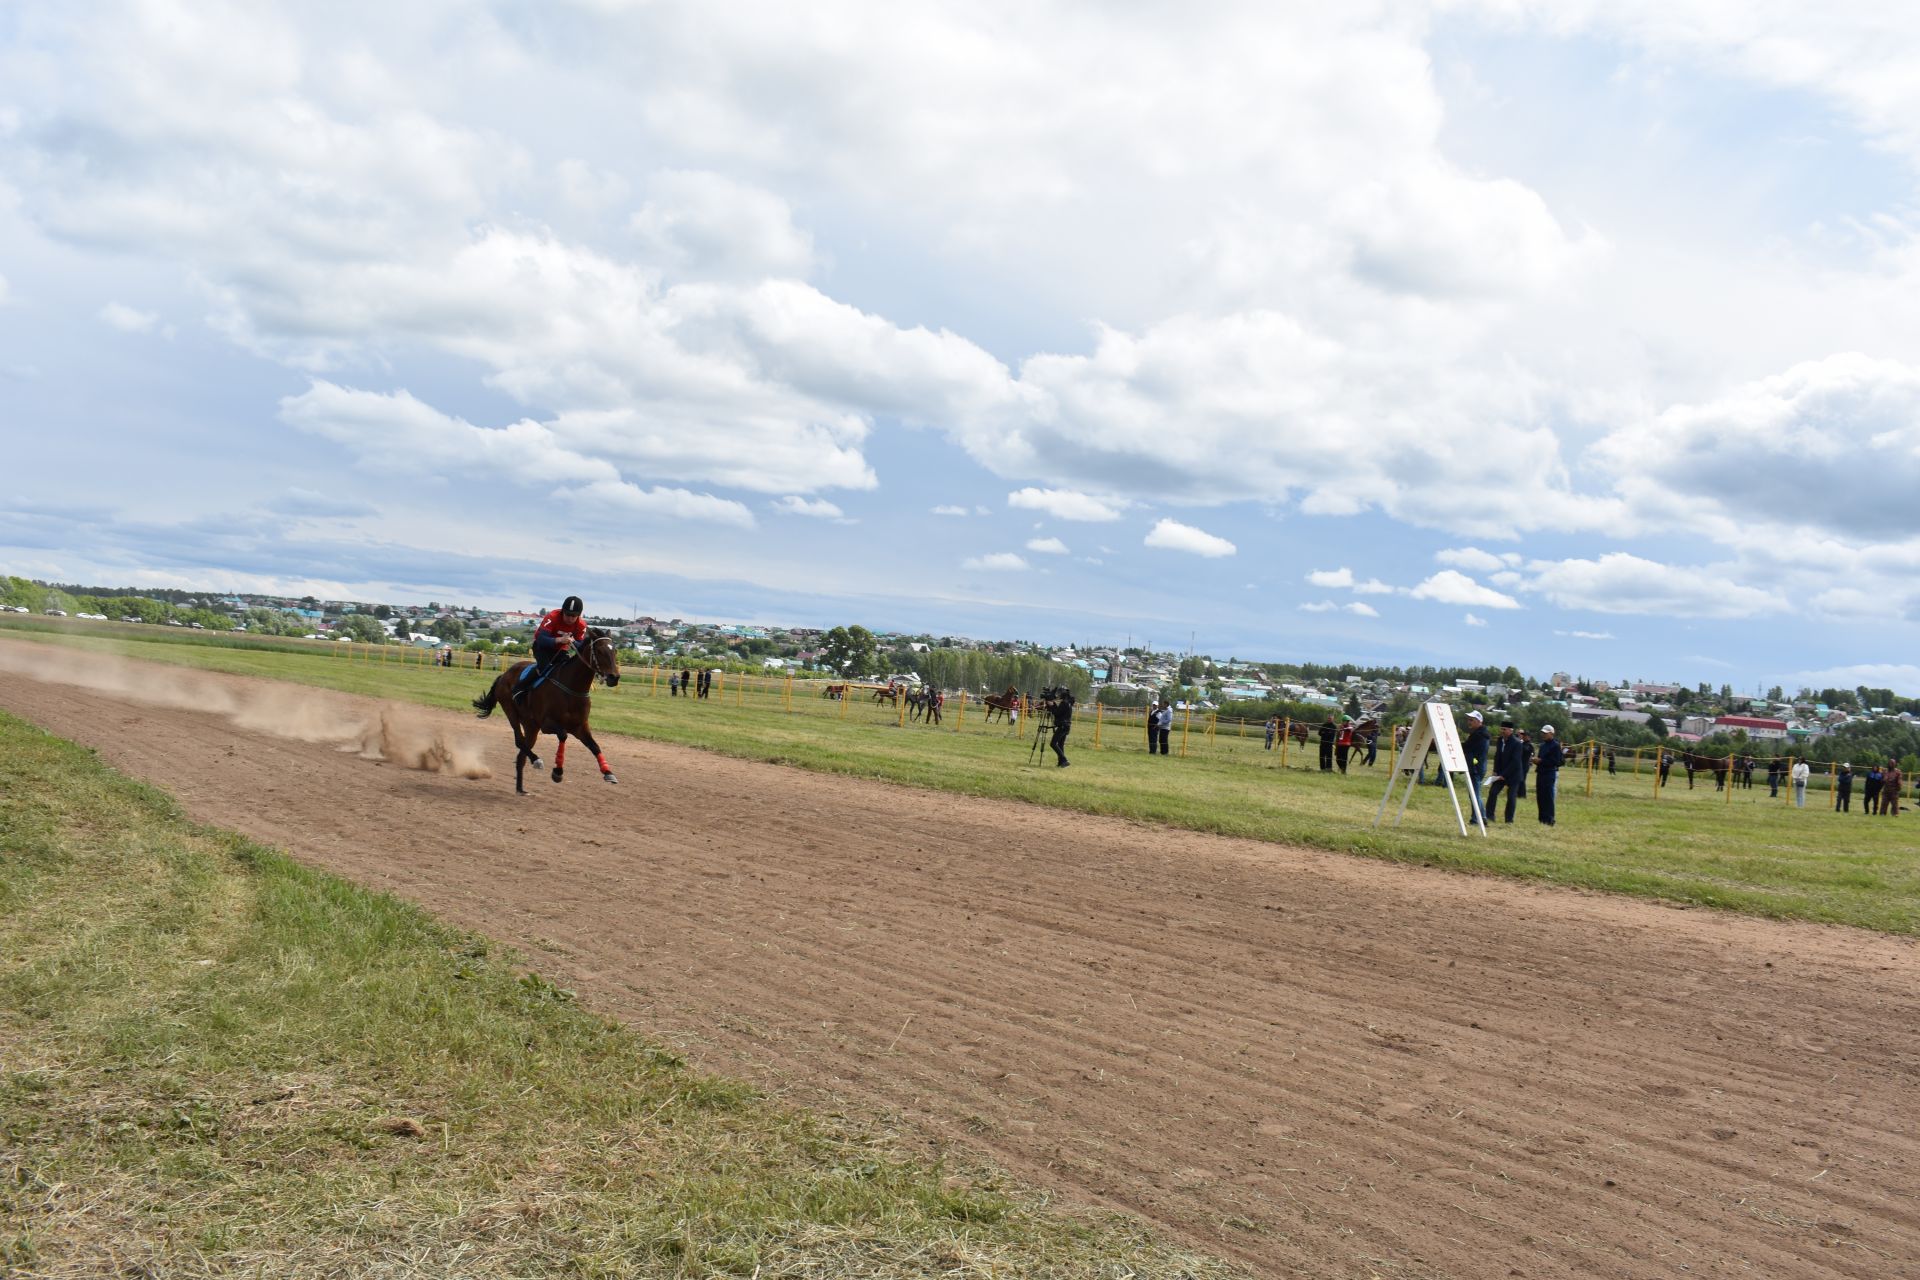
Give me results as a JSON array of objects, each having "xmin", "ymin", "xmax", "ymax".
[{"xmin": 547, "ymin": 637, "xmax": 617, "ymax": 698}]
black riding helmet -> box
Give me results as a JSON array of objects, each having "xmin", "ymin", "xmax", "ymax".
[{"xmin": 561, "ymin": 595, "xmax": 584, "ymax": 618}]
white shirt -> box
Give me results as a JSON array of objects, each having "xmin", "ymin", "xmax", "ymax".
[{"xmin": 1791, "ymin": 761, "xmax": 1810, "ymax": 783}]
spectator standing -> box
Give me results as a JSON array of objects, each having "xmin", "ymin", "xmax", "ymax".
[
  {"xmin": 1153, "ymin": 699, "xmax": 1173, "ymax": 756},
  {"xmin": 1535, "ymin": 724, "xmax": 1565, "ymax": 825},
  {"xmin": 1606, "ymin": 748, "xmax": 1617, "ymax": 776},
  {"xmin": 1884, "ymin": 760, "xmax": 1904, "ymax": 817},
  {"xmin": 1462, "ymin": 711, "xmax": 1489, "ymax": 813},
  {"xmin": 1318, "ymin": 715, "xmax": 1336, "ymax": 772},
  {"xmin": 1791, "ymin": 757, "xmax": 1811, "ymax": 808},
  {"xmin": 1335, "ymin": 717, "xmax": 1353, "ymax": 774},
  {"xmin": 1836, "ymin": 764, "xmax": 1854, "ymax": 812},
  {"xmin": 1264, "ymin": 715, "xmax": 1279, "ymax": 751},
  {"xmin": 1864, "ymin": 765, "xmax": 1883, "ymax": 814},
  {"xmin": 1484, "ymin": 722, "xmax": 1523, "ymax": 824},
  {"xmin": 1364, "ymin": 726, "xmax": 1379, "ymax": 766},
  {"xmin": 1514, "ymin": 730, "xmax": 1532, "ymax": 800},
  {"xmin": 1767, "ymin": 758, "xmax": 1782, "ymax": 798},
  {"xmin": 1658, "ymin": 749, "xmax": 1674, "ymax": 786}
]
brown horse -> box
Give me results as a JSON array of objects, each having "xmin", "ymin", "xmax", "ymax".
[
  {"xmin": 1282, "ymin": 716, "xmax": 1379, "ymax": 758},
  {"xmin": 472, "ymin": 630, "xmax": 622, "ymax": 794},
  {"xmin": 1676, "ymin": 750, "xmax": 1731, "ymax": 791},
  {"xmin": 872, "ymin": 682, "xmax": 904, "ymax": 706},
  {"xmin": 981, "ymin": 685, "xmax": 1023, "ymax": 724}
]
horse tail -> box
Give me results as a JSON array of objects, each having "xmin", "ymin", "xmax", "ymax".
[{"xmin": 473, "ymin": 681, "xmax": 499, "ymax": 718}]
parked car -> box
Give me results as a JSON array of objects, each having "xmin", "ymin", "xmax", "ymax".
[{"xmin": 44, "ymin": 608, "xmax": 67, "ymax": 616}]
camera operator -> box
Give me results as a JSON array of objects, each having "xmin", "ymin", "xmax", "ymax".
[{"xmin": 1042, "ymin": 685, "xmax": 1075, "ymax": 768}]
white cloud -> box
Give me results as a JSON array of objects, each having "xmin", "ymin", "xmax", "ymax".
[
  {"xmin": 1144, "ymin": 518, "xmax": 1236, "ymax": 558},
  {"xmin": 99, "ymin": 301, "xmax": 157, "ymax": 333},
  {"xmin": 1307, "ymin": 567, "xmax": 1354, "ymax": 588},
  {"xmin": 565, "ymin": 480, "xmax": 758, "ymax": 528},
  {"xmin": 1349, "ymin": 601, "xmax": 1380, "ymax": 618},
  {"xmin": 1554, "ymin": 629, "xmax": 1616, "ymax": 640},
  {"xmin": 771, "ymin": 495, "xmax": 845, "ymax": 519},
  {"xmin": 961, "ymin": 552, "xmax": 1028, "ymax": 571},
  {"xmin": 931, "ymin": 505, "xmax": 969, "ymax": 516},
  {"xmin": 1301, "ymin": 600, "xmax": 1377, "ymax": 617},
  {"xmin": 1006, "ymin": 488, "xmax": 1125, "ymax": 522},
  {"xmin": 1408, "ymin": 569, "xmax": 1521, "ymax": 609},
  {"xmin": 1026, "ymin": 536, "xmax": 1069, "ymax": 554},
  {"xmin": 1352, "ymin": 578, "xmax": 1395, "ymax": 595},
  {"xmin": 280, "ymin": 382, "xmax": 619, "ymax": 487},
  {"xmin": 1464, "ymin": 613, "xmax": 1488, "ymax": 627},
  {"xmin": 1435, "ymin": 546, "xmax": 1516, "ymax": 574},
  {"xmin": 630, "ymin": 169, "xmax": 814, "ymax": 281},
  {"xmin": 1591, "ymin": 354, "xmax": 1920, "ymax": 543},
  {"xmin": 1524, "ymin": 553, "xmax": 1781, "ymax": 619}
]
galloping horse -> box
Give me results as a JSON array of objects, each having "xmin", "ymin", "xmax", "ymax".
[
  {"xmin": 472, "ymin": 629, "xmax": 622, "ymax": 794},
  {"xmin": 981, "ymin": 685, "xmax": 1023, "ymax": 724},
  {"xmin": 872, "ymin": 682, "xmax": 904, "ymax": 707}
]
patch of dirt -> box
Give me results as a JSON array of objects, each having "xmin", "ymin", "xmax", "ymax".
[{"xmin": 6, "ymin": 642, "xmax": 1919, "ymax": 1278}]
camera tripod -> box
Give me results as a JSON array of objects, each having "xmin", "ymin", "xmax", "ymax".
[{"xmin": 1026, "ymin": 708, "xmax": 1058, "ymax": 765}]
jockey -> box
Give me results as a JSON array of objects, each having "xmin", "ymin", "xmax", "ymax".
[{"xmin": 522, "ymin": 595, "xmax": 586, "ymax": 692}]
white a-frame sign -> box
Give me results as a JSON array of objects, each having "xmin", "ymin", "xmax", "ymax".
[{"xmin": 1374, "ymin": 701, "xmax": 1487, "ymax": 837}]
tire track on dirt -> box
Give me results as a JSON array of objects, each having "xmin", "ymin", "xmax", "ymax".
[{"xmin": 4, "ymin": 651, "xmax": 1918, "ymax": 1279}]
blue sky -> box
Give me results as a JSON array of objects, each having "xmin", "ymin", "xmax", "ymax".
[{"xmin": 4, "ymin": 1, "xmax": 1920, "ymax": 696}]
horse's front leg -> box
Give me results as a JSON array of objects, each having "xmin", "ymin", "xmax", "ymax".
[
  {"xmin": 577, "ymin": 726, "xmax": 616, "ymax": 783},
  {"xmin": 552, "ymin": 733, "xmax": 568, "ymax": 784}
]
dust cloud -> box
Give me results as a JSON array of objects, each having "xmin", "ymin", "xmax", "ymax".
[{"xmin": 0, "ymin": 642, "xmax": 490, "ymax": 778}]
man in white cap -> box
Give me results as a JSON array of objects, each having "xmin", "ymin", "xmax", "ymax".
[
  {"xmin": 1535, "ymin": 723, "xmax": 1565, "ymax": 825},
  {"xmin": 1462, "ymin": 710, "xmax": 1490, "ymax": 815}
]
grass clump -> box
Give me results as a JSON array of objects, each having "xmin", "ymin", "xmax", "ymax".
[{"xmin": 0, "ymin": 711, "xmax": 1239, "ymax": 1278}]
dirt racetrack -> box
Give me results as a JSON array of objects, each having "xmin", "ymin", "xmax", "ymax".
[{"xmin": 4, "ymin": 650, "xmax": 1919, "ymax": 1279}]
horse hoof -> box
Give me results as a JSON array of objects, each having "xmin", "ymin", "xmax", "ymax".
[
  {"xmin": 552, "ymin": 768, "xmax": 564, "ymax": 783},
  {"xmin": 603, "ymin": 772, "xmax": 618, "ymax": 784},
  {"xmin": 528, "ymin": 756, "xmax": 542, "ymax": 769}
]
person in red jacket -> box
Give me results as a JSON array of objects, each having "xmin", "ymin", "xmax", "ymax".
[{"xmin": 519, "ymin": 595, "xmax": 586, "ymax": 697}]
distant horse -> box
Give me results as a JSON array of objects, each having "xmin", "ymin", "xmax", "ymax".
[
  {"xmin": 1677, "ymin": 751, "xmax": 1730, "ymax": 791},
  {"xmin": 905, "ymin": 687, "xmax": 929, "ymax": 721},
  {"xmin": 981, "ymin": 685, "xmax": 1023, "ymax": 725},
  {"xmin": 872, "ymin": 683, "xmax": 904, "ymax": 707},
  {"xmin": 822, "ymin": 682, "xmax": 848, "ymax": 700},
  {"xmin": 472, "ymin": 629, "xmax": 622, "ymax": 794},
  {"xmin": 1282, "ymin": 716, "xmax": 1379, "ymax": 761}
]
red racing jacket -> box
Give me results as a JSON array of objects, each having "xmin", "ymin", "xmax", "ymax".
[{"xmin": 535, "ymin": 608, "xmax": 587, "ymax": 648}]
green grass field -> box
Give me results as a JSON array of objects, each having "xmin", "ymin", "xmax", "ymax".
[
  {"xmin": 0, "ymin": 708, "xmax": 1238, "ymax": 1278},
  {"xmin": 5, "ymin": 616, "xmax": 1917, "ymax": 935}
]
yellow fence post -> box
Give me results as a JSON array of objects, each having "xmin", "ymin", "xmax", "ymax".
[
  {"xmin": 1653, "ymin": 748, "xmax": 1664, "ymax": 800},
  {"xmin": 1279, "ymin": 718, "xmax": 1290, "ymax": 769},
  {"xmin": 1586, "ymin": 739, "xmax": 1595, "ymax": 798},
  {"xmin": 840, "ymin": 681, "xmax": 849, "ymax": 720},
  {"xmin": 1094, "ymin": 702, "xmax": 1102, "ymax": 750},
  {"xmin": 897, "ymin": 689, "xmax": 906, "ymax": 729},
  {"xmin": 1180, "ymin": 704, "xmax": 1191, "ymax": 758},
  {"xmin": 957, "ymin": 691, "xmax": 967, "ymax": 729}
]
